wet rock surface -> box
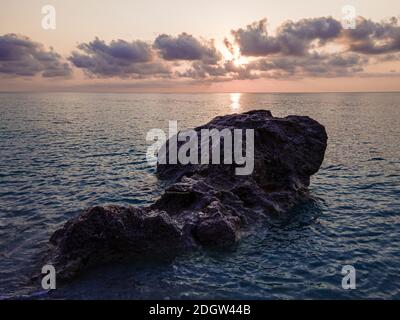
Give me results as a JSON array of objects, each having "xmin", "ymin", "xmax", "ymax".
[{"xmin": 46, "ymin": 110, "xmax": 327, "ymax": 280}]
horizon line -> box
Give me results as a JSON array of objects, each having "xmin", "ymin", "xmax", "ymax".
[{"xmin": 0, "ymin": 90, "xmax": 400, "ymax": 94}]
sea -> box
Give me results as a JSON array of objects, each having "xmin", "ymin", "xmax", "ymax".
[{"xmin": 0, "ymin": 92, "xmax": 399, "ymax": 299}]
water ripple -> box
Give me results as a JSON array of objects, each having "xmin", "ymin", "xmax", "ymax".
[{"xmin": 1, "ymin": 92, "xmax": 399, "ymax": 299}]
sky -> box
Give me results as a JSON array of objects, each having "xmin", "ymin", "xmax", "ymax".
[{"xmin": 1, "ymin": 0, "xmax": 400, "ymax": 92}]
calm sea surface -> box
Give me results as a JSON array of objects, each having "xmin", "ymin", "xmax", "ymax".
[{"xmin": 0, "ymin": 92, "xmax": 399, "ymax": 299}]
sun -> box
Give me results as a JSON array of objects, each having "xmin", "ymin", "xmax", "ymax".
[
  {"xmin": 218, "ymin": 41, "xmax": 248, "ymax": 67},
  {"xmin": 233, "ymin": 55, "xmax": 248, "ymax": 67}
]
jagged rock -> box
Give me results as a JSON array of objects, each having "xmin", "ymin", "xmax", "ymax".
[
  {"xmin": 46, "ymin": 110, "xmax": 327, "ymax": 280},
  {"xmin": 48, "ymin": 206, "xmax": 183, "ymax": 279}
]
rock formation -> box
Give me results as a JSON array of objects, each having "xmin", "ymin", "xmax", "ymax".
[{"xmin": 47, "ymin": 110, "xmax": 327, "ymax": 280}]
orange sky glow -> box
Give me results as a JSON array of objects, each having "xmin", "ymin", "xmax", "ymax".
[{"xmin": 1, "ymin": 0, "xmax": 400, "ymax": 92}]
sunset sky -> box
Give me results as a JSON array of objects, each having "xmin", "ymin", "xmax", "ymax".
[{"xmin": 1, "ymin": 0, "xmax": 400, "ymax": 92}]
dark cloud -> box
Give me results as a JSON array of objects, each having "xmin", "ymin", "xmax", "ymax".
[
  {"xmin": 154, "ymin": 33, "xmax": 221, "ymax": 64},
  {"xmin": 233, "ymin": 16, "xmax": 400, "ymax": 58},
  {"xmin": 231, "ymin": 19, "xmax": 280, "ymax": 56},
  {"xmin": 232, "ymin": 17, "xmax": 342, "ymax": 56},
  {"xmin": 226, "ymin": 16, "xmax": 400, "ymax": 81},
  {"xmin": 373, "ymin": 53, "xmax": 400, "ymax": 62},
  {"xmin": 69, "ymin": 38, "xmax": 170, "ymax": 78},
  {"xmin": 178, "ymin": 61, "xmax": 228, "ymax": 79},
  {"xmin": 155, "ymin": 33, "xmax": 226, "ymax": 81},
  {"xmin": 342, "ymin": 17, "xmax": 400, "ymax": 54},
  {"xmin": 244, "ymin": 52, "xmax": 368, "ymax": 79},
  {"xmin": 0, "ymin": 34, "xmax": 71, "ymax": 77}
]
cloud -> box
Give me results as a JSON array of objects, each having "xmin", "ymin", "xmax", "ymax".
[
  {"xmin": 232, "ymin": 16, "xmax": 400, "ymax": 58},
  {"xmin": 155, "ymin": 33, "xmax": 226, "ymax": 81},
  {"xmin": 225, "ymin": 16, "xmax": 400, "ymax": 81},
  {"xmin": 178, "ymin": 50, "xmax": 369, "ymax": 82},
  {"xmin": 243, "ymin": 52, "xmax": 368, "ymax": 79},
  {"xmin": 154, "ymin": 33, "xmax": 221, "ymax": 64},
  {"xmin": 232, "ymin": 17, "xmax": 342, "ymax": 56},
  {"xmin": 69, "ymin": 37, "xmax": 171, "ymax": 78},
  {"xmin": 2, "ymin": 15, "xmax": 400, "ymax": 85},
  {"xmin": 178, "ymin": 61, "xmax": 228, "ymax": 79},
  {"xmin": 342, "ymin": 17, "xmax": 400, "ymax": 54},
  {"xmin": 0, "ymin": 34, "xmax": 71, "ymax": 77}
]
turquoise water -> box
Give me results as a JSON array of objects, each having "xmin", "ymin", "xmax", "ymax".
[{"xmin": 0, "ymin": 92, "xmax": 399, "ymax": 299}]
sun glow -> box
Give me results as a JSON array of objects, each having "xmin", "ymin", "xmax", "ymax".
[
  {"xmin": 233, "ymin": 55, "xmax": 248, "ymax": 67},
  {"xmin": 230, "ymin": 92, "xmax": 241, "ymax": 110},
  {"xmin": 218, "ymin": 41, "xmax": 248, "ymax": 67}
]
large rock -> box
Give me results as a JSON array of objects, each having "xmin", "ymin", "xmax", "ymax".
[{"xmin": 46, "ymin": 110, "xmax": 327, "ymax": 280}]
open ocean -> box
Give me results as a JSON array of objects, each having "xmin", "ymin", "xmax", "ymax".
[{"xmin": 0, "ymin": 92, "xmax": 399, "ymax": 299}]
